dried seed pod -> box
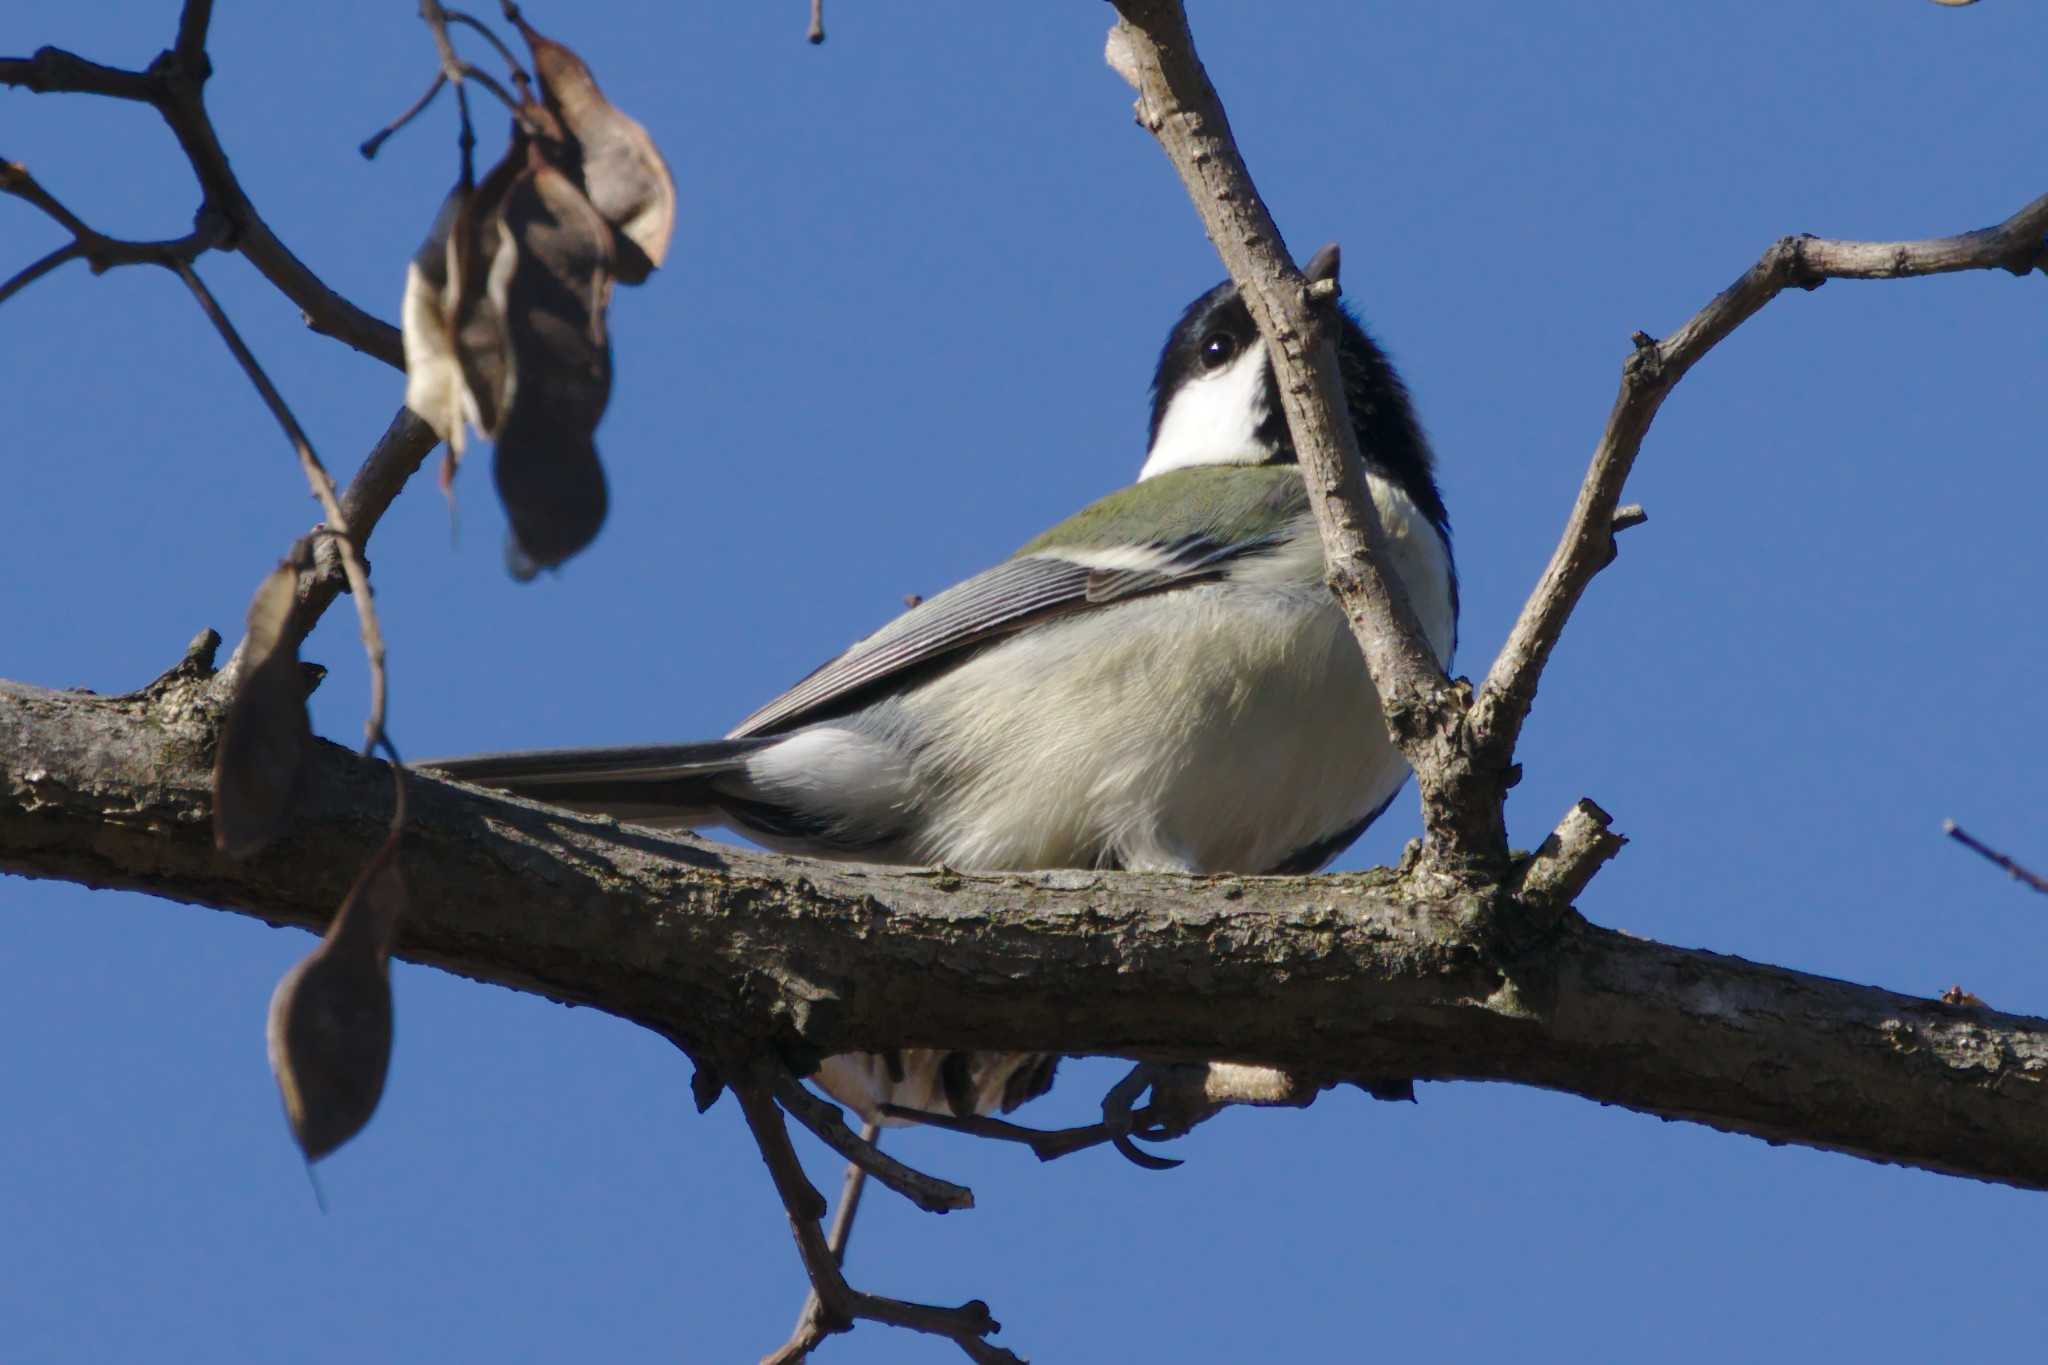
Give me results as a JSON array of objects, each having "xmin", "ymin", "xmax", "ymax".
[
  {"xmin": 267, "ymin": 837, "xmax": 406, "ymax": 1162},
  {"xmin": 447, "ymin": 143, "xmax": 529, "ymax": 441},
  {"xmin": 492, "ymin": 158, "xmax": 615, "ymax": 577},
  {"xmin": 401, "ymin": 179, "xmax": 470, "ymax": 452},
  {"xmin": 512, "ymin": 13, "xmax": 676, "ymax": 283},
  {"xmin": 213, "ymin": 547, "xmax": 313, "ymax": 859}
]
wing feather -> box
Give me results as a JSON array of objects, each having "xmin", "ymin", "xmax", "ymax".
[{"xmin": 731, "ymin": 534, "xmax": 1280, "ymax": 738}]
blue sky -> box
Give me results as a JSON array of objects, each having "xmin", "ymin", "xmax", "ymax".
[{"xmin": 5, "ymin": 2, "xmax": 2044, "ymax": 1361}]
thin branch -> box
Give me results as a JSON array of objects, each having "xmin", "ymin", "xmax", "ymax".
[
  {"xmin": 1469, "ymin": 194, "xmax": 2048, "ymax": 766},
  {"xmin": 5, "ymin": 16, "xmax": 438, "ymax": 693},
  {"xmin": 2, "ymin": 43, "xmax": 404, "ymax": 364},
  {"xmin": 733, "ymin": 1072, "xmax": 1024, "ymax": 1365},
  {"xmin": 1104, "ymin": 1, "xmax": 1498, "ymax": 876},
  {"xmin": 0, "ymin": 47, "xmax": 156, "ymax": 101},
  {"xmin": 440, "ymin": 8, "xmax": 531, "ymax": 97},
  {"xmin": 1103, "ymin": 2, "xmax": 1449, "ymax": 713},
  {"xmin": 418, "ymin": 0, "xmax": 528, "ymax": 123},
  {"xmin": 359, "ymin": 71, "xmax": 447, "ymax": 160},
  {"xmin": 215, "ymin": 408, "xmax": 441, "ymax": 697},
  {"xmin": 172, "ymin": 0, "xmax": 215, "ymax": 71},
  {"xmin": 169, "ymin": 261, "xmax": 390, "ymax": 757},
  {"xmin": 764, "ymin": 1129, "xmax": 874, "ymax": 1365},
  {"xmin": 1945, "ymin": 820, "xmax": 2048, "ymax": 897},
  {"xmin": 768, "ymin": 1068, "xmax": 974, "ymax": 1213},
  {"xmin": 1511, "ymin": 800, "xmax": 1629, "ymax": 921},
  {"xmin": 0, "ymin": 162, "xmax": 226, "ymax": 283},
  {"xmin": 0, "ymin": 240, "xmax": 82, "ymax": 307}
]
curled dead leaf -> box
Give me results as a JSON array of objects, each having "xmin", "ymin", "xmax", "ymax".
[
  {"xmin": 492, "ymin": 157, "xmax": 615, "ymax": 577},
  {"xmin": 267, "ymin": 835, "xmax": 407, "ymax": 1162},
  {"xmin": 511, "ymin": 12, "xmax": 676, "ymax": 283},
  {"xmin": 213, "ymin": 546, "xmax": 314, "ymax": 859}
]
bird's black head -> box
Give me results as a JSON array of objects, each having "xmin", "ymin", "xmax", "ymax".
[{"xmin": 1141, "ymin": 252, "xmax": 1449, "ymax": 540}]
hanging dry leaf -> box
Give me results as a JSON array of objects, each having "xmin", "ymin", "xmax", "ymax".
[
  {"xmin": 401, "ymin": 179, "xmax": 470, "ymax": 453},
  {"xmin": 213, "ymin": 547, "xmax": 314, "ymax": 859},
  {"xmin": 512, "ymin": 13, "xmax": 676, "ymax": 284},
  {"xmin": 492, "ymin": 157, "xmax": 615, "ymax": 577},
  {"xmin": 267, "ymin": 835, "xmax": 406, "ymax": 1162}
]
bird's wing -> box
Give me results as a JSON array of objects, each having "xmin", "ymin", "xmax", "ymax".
[{"xmin": 730, "ymin": 531, "xmax": 1286, "ymax": 738}]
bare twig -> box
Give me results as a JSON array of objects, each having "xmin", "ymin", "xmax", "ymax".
[
  {"xmin": 1512, "ymin": 800, "xmax": 1629, "ymax": 922},
  {"xmin": 2, "ymin": 42, "xmax": 403, "ymax": 363},
  {"xmin": 0, "ymin": 240, "xmax": 82, "ymax": 307},
  {"xmin": 764, "ymin": 1127, "xmax": 873, "ymax": 1365},
  {"xmin": 417, "ymin": 0, "xmax": 528, "ymax": 123},
  {"xmin": 440, "ymin": 7, "xmax": 531, "ymax": 94},
  {"xmin": 732, "ymin": 1072, "xmax": 1024, "ymax": 1365},
  {"xmin": 1468, "ymin": 195, "xmax": 2048, "ymax": 768},
  {"xmin": 172, "ymin": 0, "xmax": 215, "ymax": 70},
  {"xmin": 217, "ymin": 408, "xmax": 440, "ymax": 697},
  {"xmin": 7, "ymin": 11, "xmax": 445, "ymax": 689},
  {"xmin": 0, "ymin": 161, "xmax": 226, "ymax": 286},
  {"xmin": 1944, "ymin": 820, "xmax": 2048, "ymax": 897},
  {"xmin": 769, "ymin": 1069, "xmax": 974, "ymax": 1213},
  {"xmin": 170, "ymin": 260, "xmax": 390, "ymax": 756},
  {"xmin": 0, "ymin": 155, "xmax": 407, "ymax": 736},
  {"xmin": 359, "ymin": 71, "xmax": 447, "ymax": 159}
]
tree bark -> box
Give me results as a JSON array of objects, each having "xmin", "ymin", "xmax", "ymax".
[{"xmin": 6, "ymin": 645, "xmax": 2046, "ymax": 1191}]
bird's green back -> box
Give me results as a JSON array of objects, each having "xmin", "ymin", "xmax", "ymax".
[{"xmin": 1014, "ymin": 464, "xmax": 1309, "ymax": 557}]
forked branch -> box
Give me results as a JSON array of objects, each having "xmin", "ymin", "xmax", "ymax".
[
  {"xmin": 1470, "ymin": 197, "xmax": 2048, "ymax": 765},
  {"xmin": 732, "ymin": 1069, "xmax": 1023, "ymax": 1365}
]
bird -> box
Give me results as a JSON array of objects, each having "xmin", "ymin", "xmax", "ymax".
[{"xmin": 424, "ymin": 244, "xmax": 1456, "ymax": 1130}]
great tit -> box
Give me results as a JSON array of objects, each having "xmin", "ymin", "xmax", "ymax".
[{"xmin": 426, "ymin": 247, "xmax": 1456, "ymax": 1125}]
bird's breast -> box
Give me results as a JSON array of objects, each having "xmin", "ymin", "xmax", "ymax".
[{"xmin": 897, "ymin": 478, "xmax": 1454, "ymax": 874}]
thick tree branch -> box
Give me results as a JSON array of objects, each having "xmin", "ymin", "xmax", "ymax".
[{"xmin": 5, "ymin": 667, "xmax": 2048, "ymax": 1191}]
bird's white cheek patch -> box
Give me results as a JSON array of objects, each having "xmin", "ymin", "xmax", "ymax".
[{"xmin": 1139, "ymin": 340, "xmax": 1273, "ymax": 480}]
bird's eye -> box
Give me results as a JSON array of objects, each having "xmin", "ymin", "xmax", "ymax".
[{"xmin": 1199, "ymin": 332, "xmax": 1238, "ymax": 371}]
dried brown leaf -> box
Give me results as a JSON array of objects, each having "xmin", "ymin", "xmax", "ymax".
[
  {"xmin": 512, "ymin": 14, "xmax": 676, "ymax": 283},
  {"xmin": 493, "ymin": 158, "xmax": 615, "ymax": 577},
  {"xmin": 212, "ymin": 549, "xmax": 312, "ymax": 859},
  {"xmin": 266, "ymin": 836, "xmax": 406, "ymax": 1162}
]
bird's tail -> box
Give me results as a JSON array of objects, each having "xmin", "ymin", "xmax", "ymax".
[{"xmin": 420, "ymin": 738, "xmax": 774, "ymax": 830}]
